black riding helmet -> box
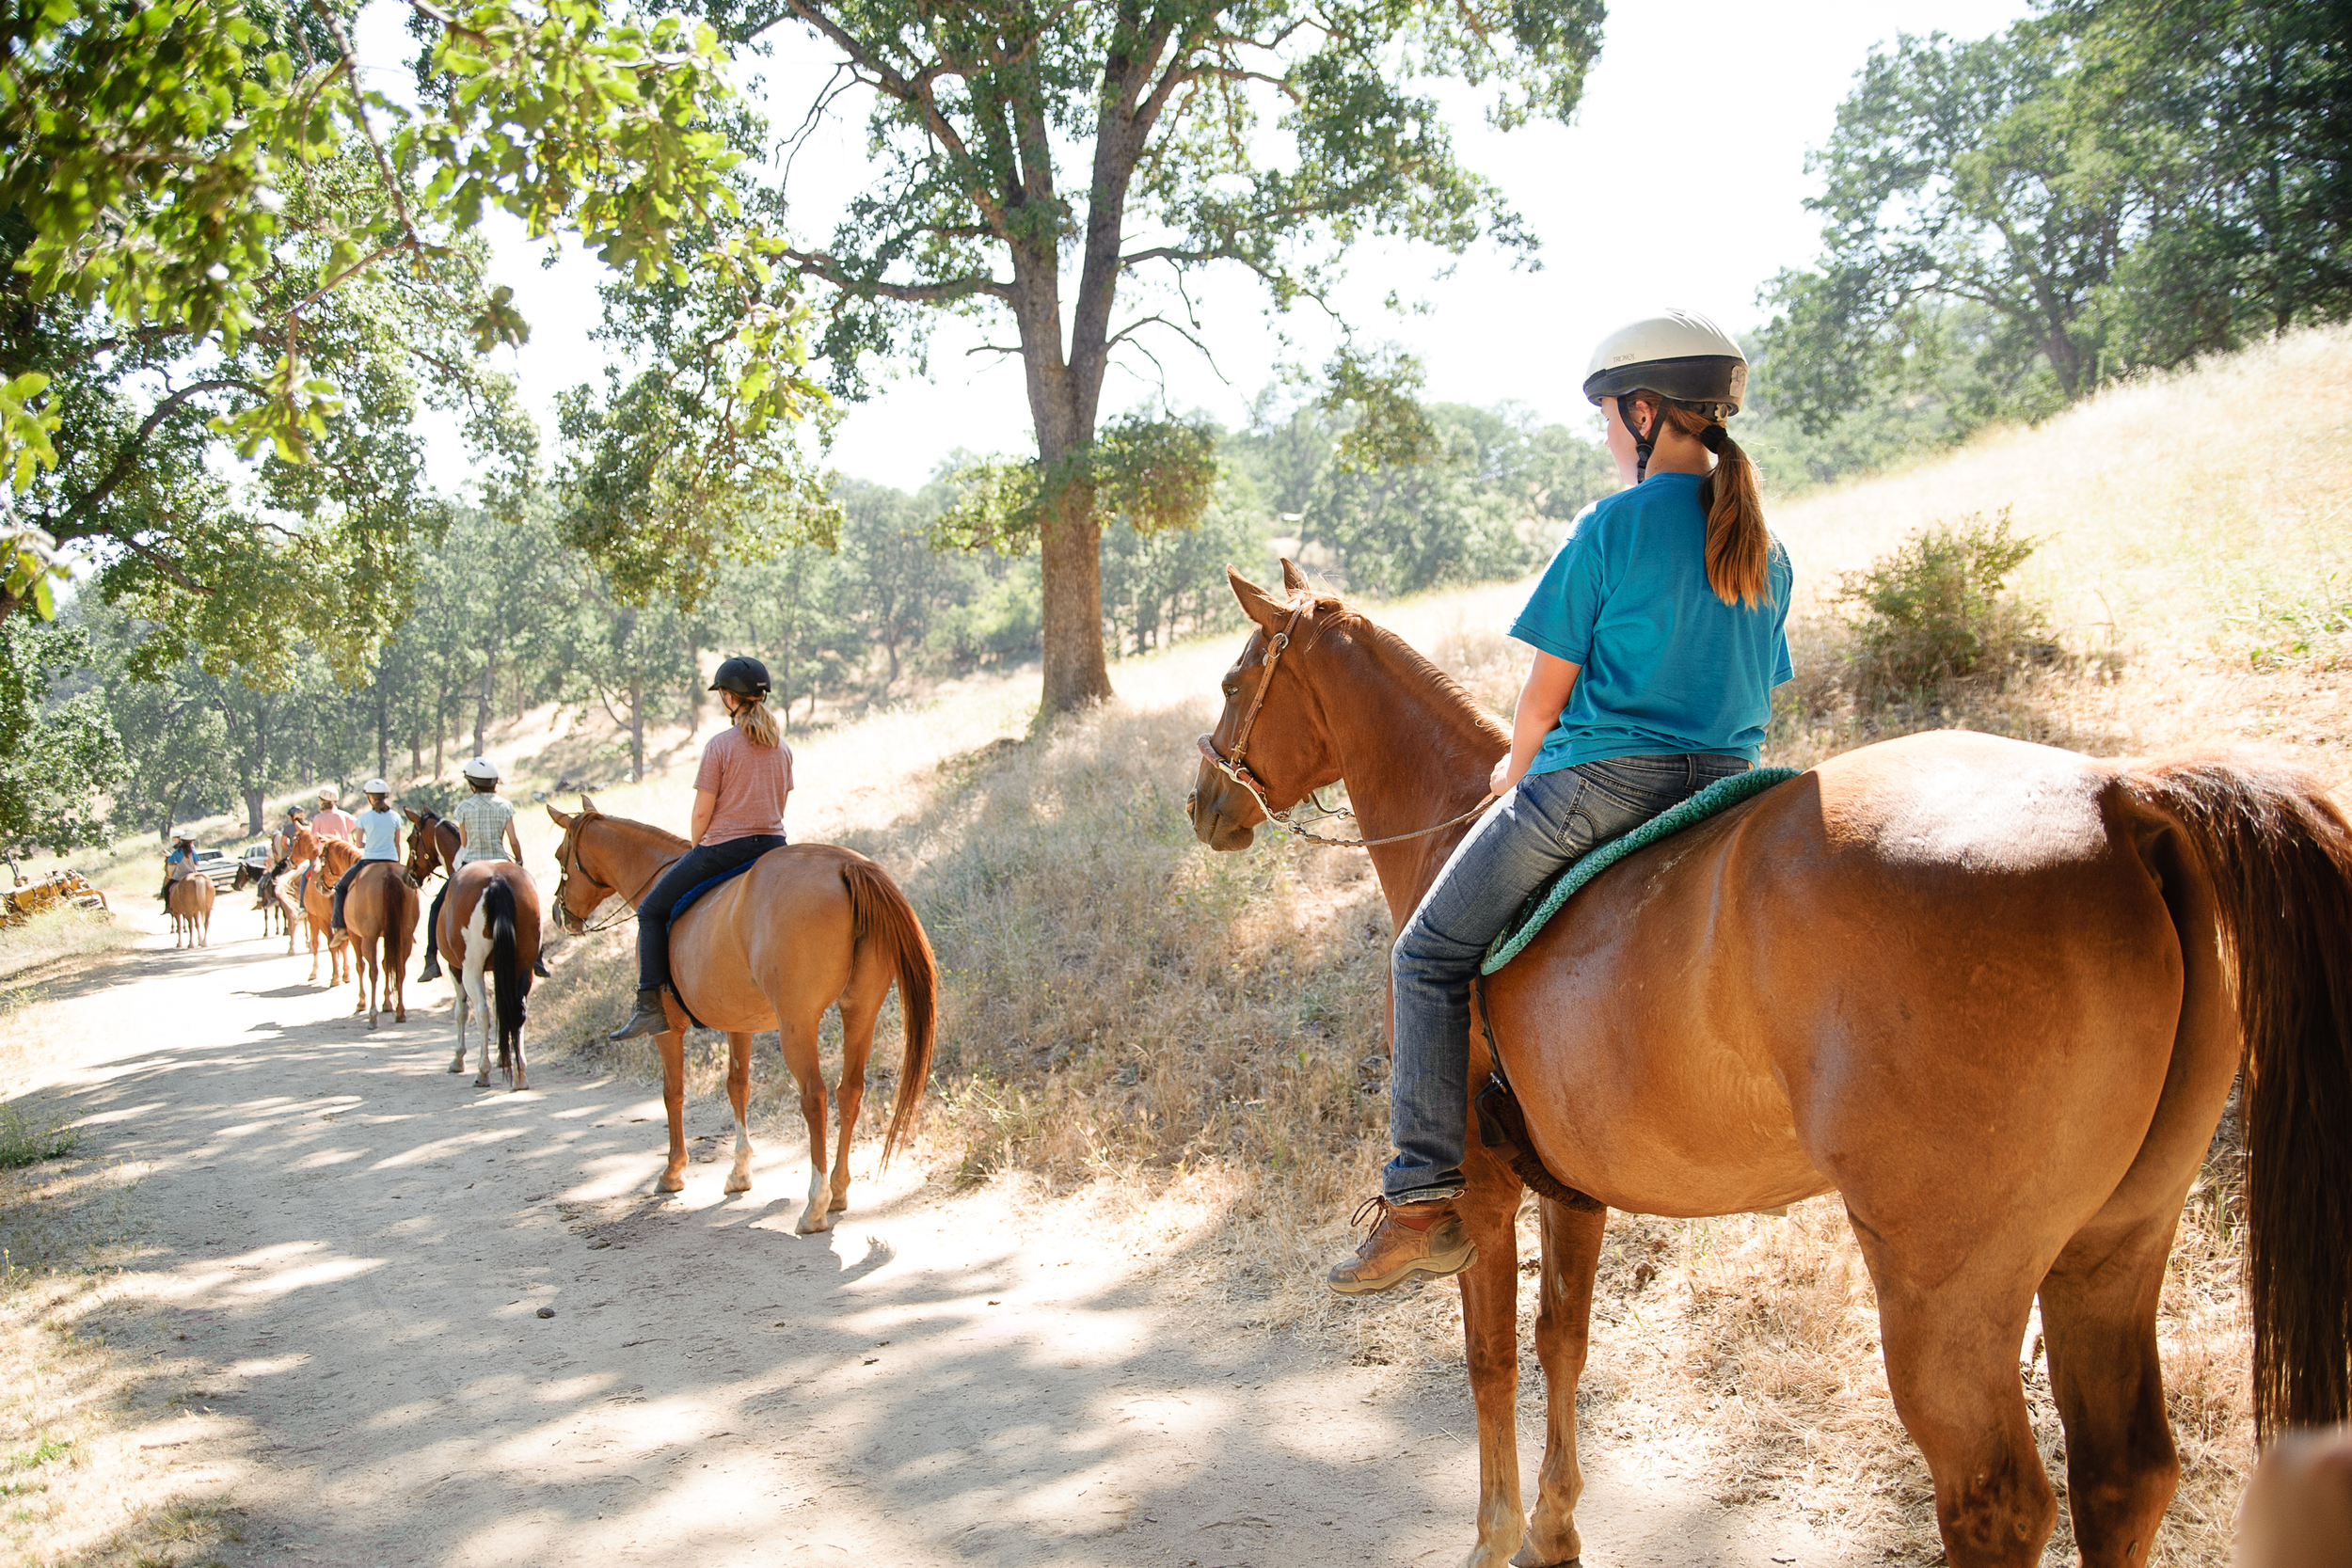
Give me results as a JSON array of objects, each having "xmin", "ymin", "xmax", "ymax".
[{"xmin": 709, "ymin": 656, "xmax": 772, "ymax": 699}]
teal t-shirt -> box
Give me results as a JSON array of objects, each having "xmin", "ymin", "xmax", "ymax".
[{"xmin": 1509, "ymin": 471, "xmax": 1794, "ymax": 769}]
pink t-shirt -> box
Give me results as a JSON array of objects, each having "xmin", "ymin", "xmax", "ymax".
[
  {"xmin": 694, "ymin": 727, "xmax": 793, "ymax": 845},
  {"xmin": 311, "ymin": 807, "xmax": 358, "ymax": 842}
]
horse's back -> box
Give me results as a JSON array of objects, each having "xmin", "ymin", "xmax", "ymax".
[
  {"xmin": 1491, "ymin": 731, "xmax": 2186, "ymax": 1223},
  {"xmin": 673, "ymin": 844, "xmax": 875, "ymax": 1027}
]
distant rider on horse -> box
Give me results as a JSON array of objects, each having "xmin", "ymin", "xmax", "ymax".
[
  {"xmin": 418, "ymin": 757, "xmax": 527, "ymax": 983},
  {"xmin": 610, "ymin": 657, "xmax": 793, "ymax": 1041},
  {"xmin": 310, "ymin": 787, "xmax": 359, "ymax": 849},
  {"xmin": 1327, "ymin": 311, "xmax": 1795, "ymax": 1297},
  {"xmin": 328, "ymin": 781, "xmax": 403, "ymax": 938},
  {"xmin": 158, "ymin": 831, "xmax": 197, "ymax": 902}
]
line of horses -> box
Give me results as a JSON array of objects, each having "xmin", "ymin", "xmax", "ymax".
[{"xmin": 171, "ymin": 562, "xmax": 2350, "ymax": 1568}]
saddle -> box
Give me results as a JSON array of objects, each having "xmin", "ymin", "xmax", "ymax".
[{"xmin": 668, "ymin": 857, "xmax": 761, "ymax": 923}]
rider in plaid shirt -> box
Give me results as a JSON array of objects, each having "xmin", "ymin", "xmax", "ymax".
[{"xmin": 419, "ymin": 757, "xmax": 529, "ymax": 982}]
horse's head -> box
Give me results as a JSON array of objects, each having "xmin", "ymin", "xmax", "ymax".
[
  {"xmin": 1189, "ymin": 560, "xmax": 1345, "ymax": 852},
  {"xmin": 403, "ymin": 808, "xmax": 445, "ymax": 882},
  {"xmin": 546, "ymin": 795, "xmax": 609, "ymax": 935}
]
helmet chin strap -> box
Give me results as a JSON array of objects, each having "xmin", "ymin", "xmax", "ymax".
[{"xmin": 1625, "ymin": 395, "xmax": 1658, "ymax": 481}]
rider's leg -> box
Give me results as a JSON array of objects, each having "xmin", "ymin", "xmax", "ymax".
[
  {"xmin": 328, "ymin": 861, "xmax": 365, "ymax": 931},
  {"xmin": 419, "ymin": 878, "xmax": 452, "ymax": 979},
  {"xmin": 1333, "ymin": 756, "xmax": 1731, "ymax": 1296},
  {"xmin": 612, "ymin": 836, "xmax": 787, "ymax": 1040}
]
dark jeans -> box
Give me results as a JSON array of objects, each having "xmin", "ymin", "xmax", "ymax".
[
  {"xmin": 1383, "ymin": 752, "xmax": 1751, "ymax": 1204},
  {"xmin": 329, "ymin": 857, "xmax": 396, "ymax": 930},
  {"xmin": 636, "ymin": 835, "xmax": 787, "ymax": 992}
]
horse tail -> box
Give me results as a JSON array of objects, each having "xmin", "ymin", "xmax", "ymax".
[
  {"xmin": 2122, "ymin": 752, "xmax": 2352, "ymax": 1438},
  {"xmin": 840, "ymin": 859, "xmax": 938, "ymax": 1168},
  {"xmin": 485, "ymin": 876, "xmax": 527, "ymax": 1068}
]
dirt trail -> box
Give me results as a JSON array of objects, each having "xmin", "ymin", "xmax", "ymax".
[{"xmin": 27, "ymin": 910, "xmax": 1874, "ymax": 1568}]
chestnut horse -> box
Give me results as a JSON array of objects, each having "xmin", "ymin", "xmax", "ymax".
[
  {"xmin": 431, "ymin": 859, "xmax": 541, "ymax": 1090},
  {"xmin": 264, "ymin": 824, "xmax": 315, "ymax": 953},
  {"xmin": 546, "ymin": 799, "xmax": 939, "ymax": 1233},
  {"xmin": 1189, "ymin": 566, "xmax": 2352, "ymax": 1568},
  {"xmin": 299, "ymin": 840, "xmax": 357, "ymax": 985},
  {"xmin": 165, "ymin": 868, "xmax": 213, "ymax": 947},
  {"xmin": 341, "ymin": 861, "xmax": 417, "ymax": 1028}
]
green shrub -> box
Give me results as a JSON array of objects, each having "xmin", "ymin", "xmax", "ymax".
[
  {"xmin": 0, "ymin": 1101, "xmax": 77, "ymax": 1170},
  {"xmin": 1836, "ymin": 509, "xmax": 2048, "ymax": 695}
]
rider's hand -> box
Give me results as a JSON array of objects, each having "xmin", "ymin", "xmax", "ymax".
[{"xmin": 1488, "ymin": 754, "xmax": 1514, "ymax": 797}]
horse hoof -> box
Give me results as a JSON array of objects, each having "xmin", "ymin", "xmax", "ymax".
[
  {"xmin": 827, "ymin": 1196, "xmax": 848, "ymax": 1214},
  {"xmin": 723, "ymin": 1177, "xmax": 752, "ymax": 1196},
  {"xmin": 446, "ymin": 1062, "xmax": 464, "ymax": 1074},
  {"xmin": 795, "ymin": 1210, "xmax": 832, "ymax": 1236},
  {"xmin": 473, "ymin": 1075, "xmax": 490, "ymax": 1088}
]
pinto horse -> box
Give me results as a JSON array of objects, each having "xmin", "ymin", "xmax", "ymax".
[
  {"xmin": 547, "ymin": 800, "xmax": 939, "ymax": 1232},
  {"xmin": 1188, "ymin": 565, "xmax": 2352, "ymax": 1568},
  {"xmin": 432, "ymin": 860, "xmax": 541, "ymax": 1089},
  {"xmin": 342, "ymin": 862, "xmax": 417, "ymax": 1028},
  {"xmin": 299, "ymin": 840, "xmax": 358, "ymax": 985}
]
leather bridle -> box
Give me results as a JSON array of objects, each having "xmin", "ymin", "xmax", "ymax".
[{"xmin": 1190, "ymin": 602, "xmax": 1496, "ymax": 850}]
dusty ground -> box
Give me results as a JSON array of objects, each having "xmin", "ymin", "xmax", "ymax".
[{"xmin": 4, "ymin": 904, "xmax": 1885, "ymax": 1568}]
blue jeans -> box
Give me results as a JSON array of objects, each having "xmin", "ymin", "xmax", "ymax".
[
  {"xmin": 635, "ymin": 835, "xmax": 787, "ymax": 992},
  {"xmin": 1384, "ymin": 752, "xmax": 1751, "ymax": 1203}
]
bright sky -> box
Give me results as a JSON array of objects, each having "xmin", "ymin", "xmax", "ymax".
[{"xmin": 358, "ymin": 0, "xmax": 2032, "ymax": 495}]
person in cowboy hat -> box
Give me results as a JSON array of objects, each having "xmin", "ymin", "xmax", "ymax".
[
  {"xmin": 419, "ymin": 757, "xmax": 530, "ymax": 983},
  {"xmin": 1326, "ymin": 310, "xmax": 1795, "ymax": 1297},
  {"xmin": 157, "ymin": 830, "xmax": 198, "ymax": 902},
  {"xmin": 610, "ymin": 656, "xmax": 792, "ymax": 1041},
  {"xmin": 329, "ymin": 780, "xmax": 403, "ymax": 935}
]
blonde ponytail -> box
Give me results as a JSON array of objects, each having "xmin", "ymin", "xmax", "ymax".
[
  {"xmin": 736, "ymin": 694, "xmax": 782, "ymax": 749},
  {"xmin": 1662, "ymin": 403, "xmax": 1770, "ymax": 608}
]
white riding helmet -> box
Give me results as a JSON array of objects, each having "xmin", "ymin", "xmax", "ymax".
[
  {"xmin": 1581, "ymin": 309, "xmax": 1749, "ymax": 417},
  {"xmin": 362, "ymin": 778, "xmax": 390, "ymax": 795},
  {"xmin": 462, "ymin": 757, "xmax": 501, "ymax": 782}
]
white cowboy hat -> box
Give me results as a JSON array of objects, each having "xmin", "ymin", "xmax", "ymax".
[
  {"xmin": 362, "ymin": 778, "xmax": 390, "ymax": 795},
  {"xmin": 462, "ymin": 757, "xmax": 501, "ymax": 782},
  {"xmin": 314, "ymin": 787, "xmax": 337, "ymax": 802}
]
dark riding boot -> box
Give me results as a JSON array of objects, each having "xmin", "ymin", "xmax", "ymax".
[
  {"xmin": 1326, "ymin": 1196, "xmax": 1476, "ymax": 1296},
  {"xmin": 610, "ymin": 988, "xmax": 671, "ymax": 1042},
  {"xmin": 532, "ymin": 954, "xmax": 549, "ymax": 979},
  {"xmin": 419, "ymin": 947, "xmax": 441, "ymax": 982}
]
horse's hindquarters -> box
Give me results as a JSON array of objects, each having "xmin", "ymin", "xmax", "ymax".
[{"xmin": 1488, "ymin": 732, "xmax": 2196, "ymax": 1232}]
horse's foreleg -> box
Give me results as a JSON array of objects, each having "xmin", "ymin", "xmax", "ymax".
[
  {"xmin": 1518, "ymin": 1197, "xmax": 1608, "ymax": 1568},
  {"xmin": 778, "ymin": 1014, "xmax": 830, "ymax": 1233},
  {"xmin": 656, "ymin": 1023, "xmax": 689, "ymax": 1194},
  {"xmin": 1455, "ymin": 1156, "xmax": 1530, "ymax": 1568},
  {"xmin": 722, "ymin": 1031, "xmax": 755, "ymax": 1195}
]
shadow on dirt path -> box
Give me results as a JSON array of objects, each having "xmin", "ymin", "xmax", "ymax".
[{"xmin": 17, "ymin": 917, "xmax": 1871, "ymax": 1568}]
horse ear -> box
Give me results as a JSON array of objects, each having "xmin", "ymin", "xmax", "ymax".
[
  {"xmin": 1279, "ymin": 557, "xmax": 1310, "ymax": 594},
  {"xmin": 402, "ymin": 807, "xmax": 421, "ymax": 823},
  {"xmin": 580, "ymin": 793, "xmax": 597, "ymax": 816},
  {"xmin": 546, "ymin": 803, "xmax": 575, "ymax": 830},
  {"xmin": 1227, "ymin": 565, "xmax": 1289, "ymax": 633}
]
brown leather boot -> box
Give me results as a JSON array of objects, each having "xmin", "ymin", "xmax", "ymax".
[{"xmin": 1326, "ymin": 1195, "xmax": 1476, "ymax": 1296}]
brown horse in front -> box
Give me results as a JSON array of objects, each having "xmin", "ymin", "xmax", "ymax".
[
  {"xmin": 342, "ymin": 862, "xmax": 417, "ymax": 1028},
  {"xmin": 1189, "ymin": 566, "xmax": 2352, "ymax": 1568},
  {"xmin": 166, "ymin": 869, "xmax": 213, "ymax": 947},
  {"xmin": 547, "ymin": 800, "xmax": 939, "ymax": 1233},
  {"xmin": 299, "ymin": 840, "xmax": 357, "ymax": 985}
]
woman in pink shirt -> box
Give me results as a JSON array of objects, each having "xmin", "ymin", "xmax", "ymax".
[{"xmin": 611, "ymin": 657, "xmax": 794, "ymax": 1041}]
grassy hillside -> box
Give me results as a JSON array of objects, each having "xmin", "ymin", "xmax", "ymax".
[{"xmin": 37, "ymin": 325, "xmax": 2347, "ymax": 1564}]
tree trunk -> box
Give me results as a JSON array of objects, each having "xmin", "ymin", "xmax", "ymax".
[
  {"xmin": 374, "ymin": 683, "xmax": 390, "ymax": 781},
  {"xmin": 472, "ymin": 652, "xmax": 495, "ymax": 758},
  {"xmin": 244, "ymin": 788, "xmax": 265, "ymax": 837},
  {"xmin": 628, "ymin": 677, "xmax": 645, "ymax": 782}
]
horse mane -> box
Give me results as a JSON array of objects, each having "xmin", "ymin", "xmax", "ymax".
[
  {"xmin": 584, "ymin": 807, "xmax": 690, "ymax": 855},
  {"xmin": 1288, "ymin": 589, "xmax": 1512, "ymax": 748}
]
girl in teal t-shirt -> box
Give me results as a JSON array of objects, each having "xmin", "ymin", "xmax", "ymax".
[{"xmin": 1329, "ymin": 310, "xmax": 1798, "ymax": 1298}]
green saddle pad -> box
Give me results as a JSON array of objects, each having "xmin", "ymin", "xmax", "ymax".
[{"xmin": 1480, "ymin": 767, "xmax": 1799, "ymax": 975}]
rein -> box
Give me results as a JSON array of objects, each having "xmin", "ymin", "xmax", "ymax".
[
  {"xmin": 1192, "ymin": 602, "xmax": 1496, "ymax": 850},
  {"xmin": 556, "ymin": 818, "xmax": 671, "ymax": 935}
]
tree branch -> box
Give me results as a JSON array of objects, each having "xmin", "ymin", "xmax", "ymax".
[
  {"xmin": 779, "ymin": 246, "xmax": 1010, "ymax": 302},
  {"xmin": 51, "ymin": 378, "xmax": 262, "ymax": 543}
]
